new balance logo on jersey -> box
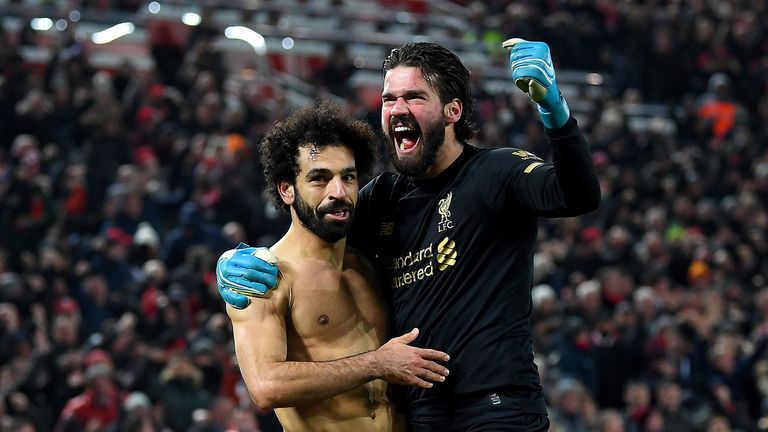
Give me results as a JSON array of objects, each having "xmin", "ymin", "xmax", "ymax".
[
  {"xmin": 437, "ymin": 192, "xmax": 454, "ymax": 233},
  {"xmin": 436, "ymin": 237, "xmax": 457, "ymax": 271}
]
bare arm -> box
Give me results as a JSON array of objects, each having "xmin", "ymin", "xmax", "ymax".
[{"xmin": 227, "ymin": 287, "xmax": 450, "ymax": 410}]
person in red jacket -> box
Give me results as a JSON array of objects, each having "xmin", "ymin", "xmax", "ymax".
[{"xmin": 56, "ymin": 363, "xmax": 124, "ymax": 432}]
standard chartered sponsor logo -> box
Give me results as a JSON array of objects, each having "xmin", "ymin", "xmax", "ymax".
[
  {"xmin": 390, "ymin": 237, "xmax": 457, "ymax": 289},
  {"xmin": 436, "ymin": 237, "xmax": 457, "ymax": 271},
  {"xmin": 391, "ymin": 261, "xmax": 435, "ymax": 289},
  {"xmin": 388, "ymin": 244, "xmax": 433, "ymax": 270}
]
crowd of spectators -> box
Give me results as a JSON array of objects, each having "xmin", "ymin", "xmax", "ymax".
[{"xmin": 0, "ymin": 0, "xmax": 767, "ymax": 431}]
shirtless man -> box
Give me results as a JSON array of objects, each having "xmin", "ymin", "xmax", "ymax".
[{"xmin": 223, "ymin": 102, "xmax": 450, "ymax": 432}]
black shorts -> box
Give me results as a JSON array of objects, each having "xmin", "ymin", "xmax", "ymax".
[{"xmin": 408, "ymin": 387, "xmax": 549, "ymax": 432}]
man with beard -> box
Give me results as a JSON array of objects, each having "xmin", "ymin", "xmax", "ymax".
[
  {"xmin": 223, "ymin": 101, "xmax": 450, "ymax": 432},
  {"xmin": 219, "ymin": 40, "xmax": 600, "ymax": 431}
]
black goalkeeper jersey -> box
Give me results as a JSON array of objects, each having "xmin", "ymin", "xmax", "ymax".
[{"xmin": 349, "ymin": 118, "xmax": 600, "ymax": 405}]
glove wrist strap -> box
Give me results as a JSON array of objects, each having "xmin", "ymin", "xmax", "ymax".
[{"xmin": 538, "ymin": 92, "xmax": 570, "ymax": 129}]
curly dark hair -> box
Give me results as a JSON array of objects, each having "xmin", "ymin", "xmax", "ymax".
[
  {"xmin": 259, "ymin": 100, "xmax": 377, "ymax": 213},
  {"xmin": 383, "ymin": 42, "xmax": 477, "ymax": 142}
]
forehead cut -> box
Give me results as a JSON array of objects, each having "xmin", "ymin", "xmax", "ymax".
[{"xmin": 296, "ymin": 144, "xmax": 356, "ymax": 175}]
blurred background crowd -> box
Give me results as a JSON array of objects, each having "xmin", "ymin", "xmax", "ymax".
[{"xmin": 0, "ymin": 0, "xmax": 767, "ymax": 431}]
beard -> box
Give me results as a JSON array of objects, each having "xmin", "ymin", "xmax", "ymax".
[
  {"xmin": 292, "ymin": 189, "xmax": 354, "ymax": 243},
  {"xmin": 384, "ymin": 114, "xmax": 445, "ymax": 177}
]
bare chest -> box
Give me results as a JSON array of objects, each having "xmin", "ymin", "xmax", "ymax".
[{"xmin": 285, "ymin": 270, "xmax": 388, "ymax": 359}]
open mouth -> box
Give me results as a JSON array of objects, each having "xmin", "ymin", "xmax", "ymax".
[
  {"xmin": 319, "ymin": 202, "xmax": 353, "ymax": 222},
  {"xmin": 392, "ymin": 120, "xmax": 421, "ymax": 153},
  {"xmin": 324, "ymin": 210, "xmax": 351, "ymax": 222}
]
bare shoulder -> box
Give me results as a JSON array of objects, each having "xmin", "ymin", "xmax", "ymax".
[
  {"xmin": 343, "ymin": 246, "xmax": 382, "ymax": 294},
  {"xmin": 226, "ymin": 252, "xmax": 293, "ymax": 324},
  {"xmin": 343, "ymin": 246, "xmax": 376, "ymax": 274}
]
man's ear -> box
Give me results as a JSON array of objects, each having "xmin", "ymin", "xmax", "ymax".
[
  {"xmin": 278, "ymin": 182, "xmax": 294, "ymax": 205},
  {"xmin": 444, "ymin": 98, "xmax": 463, "ymax": 125}
]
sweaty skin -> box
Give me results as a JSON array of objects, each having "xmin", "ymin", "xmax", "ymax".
[{"xmin": 228, "ymin": 246, "xmax": 397, "ymax": 432}]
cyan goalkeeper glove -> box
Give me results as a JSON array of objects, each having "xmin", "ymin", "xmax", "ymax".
[
  {"xmin": 503, "ymin": 38, "xmax": 571, "ymax": 129},
  {"xmin": 216, "ymin": 242, "xmax": 279, "ymax": 309}
]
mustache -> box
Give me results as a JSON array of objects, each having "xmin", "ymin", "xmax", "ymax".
[
  {"xmin": 317, "ymin": 200, "xmax": 354, "ymax": 215},
  {"xmin": 390, "ymin": 115, "xmax": 419, "ymax": 130}
]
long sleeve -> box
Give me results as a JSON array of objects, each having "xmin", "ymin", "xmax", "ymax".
[{"xmin": 547, "ymin": 117, "xmax": 601, "ymax": 214}]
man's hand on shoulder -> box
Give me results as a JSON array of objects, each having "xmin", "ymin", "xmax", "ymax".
[{"xmin": 217, "ymin": 242, "xmax": 279, "ymax": 309}]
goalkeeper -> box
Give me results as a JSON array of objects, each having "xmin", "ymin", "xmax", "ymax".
[{"xmin": 218, "ymin": 40, "xmax": 600, "ymax": 431}]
